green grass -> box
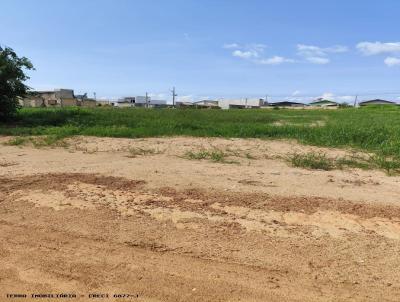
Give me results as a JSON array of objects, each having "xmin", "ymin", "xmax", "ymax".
[
  {"xmin": 3, "ymin": 135, "xmax": 68, "ymax": 148},
  {"xmin": 289, "ymin": 152, "xmax": 334, "ymax": 171},
  {"xmin": 2, "ymin": 106, "xmax": 400, "ymax": 173},
  {"xmin": 4, "ymin": 136, "xmax": 29, "ymax": 146},
  {"xmin": 288, "ymin": 151, "xmax": 400, "ymax": 175}
]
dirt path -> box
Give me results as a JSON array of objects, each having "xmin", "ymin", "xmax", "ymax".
[{"xmin": 1, "ymin": 136, "xmax": 400, "ymax": 301}]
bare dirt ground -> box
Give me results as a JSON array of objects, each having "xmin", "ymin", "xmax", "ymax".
[{"xmin": 1, "ymin": 136, "xmax": 400, "ymax": 301}]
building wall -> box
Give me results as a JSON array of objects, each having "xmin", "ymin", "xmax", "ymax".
[
  {"xmin": 55, "ymin": 89, "xmax": 74, "ymax": 99},
  {"xmin": 21, "ymin": 90, "xmax": 79, "ymax": 108},
  {"xmin": 97, "ymin": 100, "xmax": 111, "ymax": 106},
  {"xmin": 310, "ymin": 102, "xmax": 338, "ymax": 107},
  {"xmin": 112, "ymin": 102, "xmax": 132, "ymax": 108},
  {"xmin": 39, "ymin": 92, "xmax": 56, "ymax": 100},
  {"xmin": 61, "ymin": 98, "xmax": 78, "ymax": 106},
  {"xmin": 20, "ymin": 97, "xmax": 44, "ymax": 107},
  {"xmin": 81, "ymin": 99, "xmax": 97, "ymax": 107},
  {"xmin": 218, "ymin": 99, "xmax": 262, "ymax": 109}
]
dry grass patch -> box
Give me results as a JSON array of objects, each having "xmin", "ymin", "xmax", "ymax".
[
  {"xmin": 127, "ymin": 147, "xmax": 163, "ymax": 158},
  {"xmin": 184, "ymin": 149, "xmax": 239, "ymax": 164},
  {"xmin": 3, "ymin": 136, "xmax": 68, "ymax": 148}
]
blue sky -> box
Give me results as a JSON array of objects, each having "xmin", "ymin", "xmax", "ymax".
[{"xmin": 2, "ymin": 0, "xmax": 400, "ymax": 102}]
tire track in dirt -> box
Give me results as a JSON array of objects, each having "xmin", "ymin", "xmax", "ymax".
[{"xmin": 1, "ymin": 173, "xmax": 400, "ymax": 301}]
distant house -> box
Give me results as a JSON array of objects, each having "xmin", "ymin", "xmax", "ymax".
[
  {"xmin": 309, "ymin": 99, "xmax": 339, "ymax": 108},
  {"xmin": 218, "ymin": 98, "xmax": 263, "ymax": 109},
  {"xmin": 75, "ymin": 93, "xmax": 88, "ymax": 100},
  {"xmin": 111, "ymin": 97, "xmax": 133, "ymax": 107},
  {"xmin": 146, "ymin": 99, "xmax": 167, "ymax": 108},
  {"xmin": 193, "ymin": 100, "xmax": 220, "ymax": 109},
  {"xmin": 62, "ymin": 98, "xmax": 79, "ymax": 106},
  {"xmin": 19, "ymin": 95, "xmax": 45, "ymax": 107},
  {"xmin": 80, "ymin": 98, "xmax": 97, "ymax": 108},
  {"xmin": 176, "ymin": 101, "xmax": 195, "ymax": 108},
  {"xmin": 112, "ymin": 96, "xmax": 166, "ymax": 108},
  {"xmin": 21, "ymin": 89, "xmax": 78, "ymax": 107},
  {"xmin": 270, "ymin": 101, "xmax": 305, "ymax": 108},
  {"xmin": 96, "ymin": 99, "xmax": 111, "ymax": 106},
  {"xmin": 359, "ymin": 99, "xmax": 397, "ymax": 106}
]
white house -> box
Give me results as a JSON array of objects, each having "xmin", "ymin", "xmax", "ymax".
[
  {"xmin": 217, "ymin": 98, "xmax": 263, "ymax": 109},
  {"xmin": 111, "ymin": 96, "xmax": 167, "ymax": 108}
]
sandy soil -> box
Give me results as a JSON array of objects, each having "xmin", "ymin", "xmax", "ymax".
[{"xmin": 1, "ymin": 136, "xmax": 400, "ymax": 301}]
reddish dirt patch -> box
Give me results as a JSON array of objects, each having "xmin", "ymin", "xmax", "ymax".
[{"xmin": 1, "ymin": 173, "xmax": 400, "ymax": 301}]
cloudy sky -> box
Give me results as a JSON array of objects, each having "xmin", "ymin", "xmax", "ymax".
[{"xmin": 2, "ymin": 0, "xmax": 400, "ymax": 102}]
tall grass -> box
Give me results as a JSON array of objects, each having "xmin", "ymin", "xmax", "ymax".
[{"xmin": 2, "ymin": 106, "xmax": 400, "ymax": 167}]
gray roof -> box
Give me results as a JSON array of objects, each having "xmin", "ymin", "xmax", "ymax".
[{"xmin": 359, "ymin": 99, "xmax": 396, "ymax": 105}]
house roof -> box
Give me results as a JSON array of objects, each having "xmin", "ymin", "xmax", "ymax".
[
  {"xmin": 176, "ymin": 101, "xmax": 194, "ymax": 106},
  {"xmin": 193, "ymin": 100, "xmax": 219, "ymax": 106},
  {"xmin": 271, "ymin": 101, "xmax": 305, "ymax": 106},
  {"xmin": 309, "ymin": 99, "xmax": 338, "ymax": 105},
  {"xmin": 359, "ymin": 99, "xmax": 397, "ymax": 105},
  {"xmin": 36, "ymin": 91, "xmax": 54, "ymax": 94}
]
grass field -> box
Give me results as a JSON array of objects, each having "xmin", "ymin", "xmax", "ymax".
[
  {"xmin": 2, "ymin": 106, "xmax": 400, "ymax": 172},
  {"xmin": 3, "ymin": 107, "xmax": 400, "ymax": 301}
]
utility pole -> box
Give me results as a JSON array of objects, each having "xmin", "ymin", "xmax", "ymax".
[
  {"xmin": 354, "ymin": 95, "xmax": 358, "ymax": 107},
  {"xmin": 94, "ymin": 92, "xmax": 97, "ymax": 100},
  {"xmin": 145, "ymin": 92, "xmax": 149, "ymax": 108},
  {"xmin": 265, "ymin": 95, "xmax": 268, "ymax": 105},
  {"xmin": 171, "ymin": 87, "xmax": 177, "ymax": 108}
]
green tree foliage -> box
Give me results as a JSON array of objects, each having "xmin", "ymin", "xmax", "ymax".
[{"xmin": 0, "ymin": 46, "xmax": 34, "ymax": 120}]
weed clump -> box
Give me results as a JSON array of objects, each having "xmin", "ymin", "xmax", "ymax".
[
  {"xmin": 127, "ymin": 147, "xmax": 160, "ymax": 158},
  {"xmin": 184, "ymin": 149, "xmax": 237, "ymax": 164},
  {"xmin": 289, "ymin": 152, "xmax": 334, "ymax": 170},
  {"xmin": 4, "ymin": 135, "xmax": 68, "ymax": 148},
  {"xmin": 288, "ymin": 151, "xmax": 400, "ymax": 175},
  {"xmin": 4, "ymin": 136, "xmax": 29, "ymax": 146}
]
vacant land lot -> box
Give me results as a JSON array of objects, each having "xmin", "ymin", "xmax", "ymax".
[
  {"xmin": 1, "ymin": 135, "xmax": 400, "ymax": 301},
  {"xmin": 3, "ymin": 106, "xmax": 400, "ymax": 173},
  {"xmin": 2, "ymin": 108, "xmax": 400, "ymax": 301}
]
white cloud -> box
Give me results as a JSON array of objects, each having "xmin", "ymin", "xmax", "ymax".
[
  {"xmin": 297, "ymin": 44, "xmax": 324, "ymax": 57},
  {"xmin": 320, "ymin": 92, "xmax": 335, "ymax": 99},
  {"xmin": 338, "ymin": 95, "xmax": 354, "ymax": 102},
  {"xmin": 225, "ymin": 43, "xmax": 294, "ymax": 65},
  {"xmin": 384, "ymin": 56, "xmax": 400, "ymax": 67},
  {"xmin": 258, "ymin": 56, "xmax": 294, "ymax": 65},
  {"xmin": 232, "ymin": 49, "xmax": 259, "ymax": 59},
  {"xmin": 297, "ymin": 44, "xmax": 348, "ymax": 56},
  {"xmin": 249, "ymin": 43, "xmax": 267, "ymax": 51},
  {"xmin": 306, "ymin": 57, "xmax": 330, "ymax": 64},
  {"xmin": 297, "ymin": 44, "xmax": 347, "ymax": 64},
  {"xmin": 318, "ymin": 93, "xmax": 354, "ymax": 103},
  {"xmin": 223, "ymin": 43, "xmax": 240, "ymax": 49},
  {"xmin": 326, "ymin": 45, "xmax": 348, "ymax": 53},
  {"xmin": 357, "ymin": 42, "xmax": 400, "ymax": 55},
  {"xmin": 177, "ymin": 95, "xmax": 194, "ymax": 102},
  {"xmin": 292, "ymin": 90, "xmax": 301, "ymax": 96}
]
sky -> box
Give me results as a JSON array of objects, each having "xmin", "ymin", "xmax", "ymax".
[{"xmin": 2, "ymin": 0, "xmax": 400, "ymax": 102}]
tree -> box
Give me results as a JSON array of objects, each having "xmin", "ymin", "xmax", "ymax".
[{"xmin": 0, "ymin": 46, "xmax": 34, "ymax": 121}]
